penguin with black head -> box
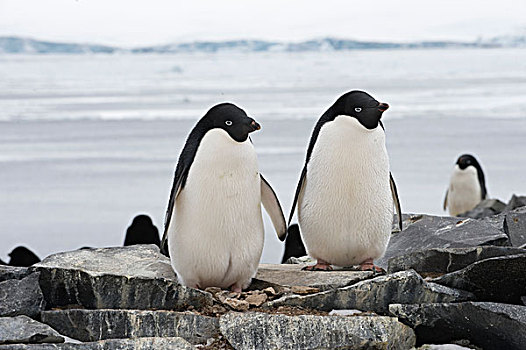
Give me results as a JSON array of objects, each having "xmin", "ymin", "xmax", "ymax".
[
  {"xmin": 289, "ymin": 91, "xmax": 402, "ymax": 272},
  {"xmin": 161, "ymin": 103, "xmax": 286, "ymax": 292},
  {"xmin": 443, "ymin": 154, "xmax": 487, "ymax": 216}
]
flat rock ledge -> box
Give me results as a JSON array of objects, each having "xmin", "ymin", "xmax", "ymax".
[
  {"xmin": 387, "ymin": 246, "xmax": 526, "ymax": 275},
  {"xmin": 266, "ymin": 270, "xmax": 474, "ymax": 314},
  {"xmin": 40, "ymin": 309, "xmax": 219, "ymax": 344},
  {"xmin": 256, "ymin": 263, "xmax": 374, "ymax": 291},
  {"xmin": 0, "ymin": 315, "xmax": 64, "ymax": 345},
  {"xmin": 220, "ymin": 312, "xmax": 416, "ymax": 350},
  {"xmin": 0, "ymin": 337, "xmax": 195, "ymax": 350},
  {"xmin": 32, "ymin": 245, "xmax": 212, "ymax": 310},
  {"xmin": 0, "ymin": 273, "xmax": 45, "ymax": 318},
  {"xmin": 431, "ymin": 253, "xmax": 526, "ymax": 304},
  {"xmin": 390, "ymin": 302, "xmax": 526, "ymax": 350}
]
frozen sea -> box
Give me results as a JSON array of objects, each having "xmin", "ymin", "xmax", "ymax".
[{"xmin": 1, "ymin": 48, "xmax": 526, "ymax": 263}]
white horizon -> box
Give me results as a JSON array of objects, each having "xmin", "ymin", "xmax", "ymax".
[{"xmin": 0, "ymin": 0, "xmax": 525, "ymax": 47}]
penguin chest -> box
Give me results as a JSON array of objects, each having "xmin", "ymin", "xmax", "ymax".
[
  {"xmin": 298, "ymin": 116, "xmax": 393, "ymax": 265},
  {"xmin": 169, "ymin": 129, "xmax": 263, "ymax": 288},
  {"xmin": 448, "ymin": 166, "xmax": 481, "ymax": 216}
]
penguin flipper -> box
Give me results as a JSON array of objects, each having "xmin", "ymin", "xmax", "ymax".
[
  {"xmin": 443, "ymin": 189, "xmax": 449, "ymax": 211},
  {"xmin": 260, "ymin": 174, "xmax": 287, "ymax": 241},
  {"xmin": 288, "ymin": 166, "xmax": 307, "ymax": 225},
  {"xmin": 390, "ymin": 172, "xmax": 403, "ymax": 231},
  {"xmin": 161, "ymin": 165, "xmax": 189, "ymax": 256}
]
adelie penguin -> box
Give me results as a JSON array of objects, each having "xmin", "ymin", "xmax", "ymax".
[
  {"xmin": 443, "ymin": 154, "xmax": 487, "ymax": 216},
  {"xmin": 161, "ymin": 103, "xmax": 286, "ymax": 292},
  {"xmin": 288, "ymin": 91, "xmax": 402, "ymax": 272}
]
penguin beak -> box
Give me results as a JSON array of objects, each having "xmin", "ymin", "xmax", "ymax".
[
  {"xmin": 378, "ymin": 103, "xmax": 389, "ymax": 112},
  {"xmin": 250, "ymin": 120, "xmax": 261, "ymax": 132}
]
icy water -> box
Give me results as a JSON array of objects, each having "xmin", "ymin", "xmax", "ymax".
[{"xmin": 1, "ymin": 49, "xmax": 526, "ymax": 263}]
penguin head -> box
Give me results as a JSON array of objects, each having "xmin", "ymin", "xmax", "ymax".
[
  {"xmin": 202, "ymin": 103, "xmax": 261, "ymax": 142},
  {"xmin": 332, "ymin": 90, "xmax": 389, "ymax": 129},
  {"xmin": 456, "ymin": 154, "xmax": 482, "ymax": 171}
]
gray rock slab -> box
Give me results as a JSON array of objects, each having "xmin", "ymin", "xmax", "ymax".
[
  {"xmin": 390, "ymin": 302, "xmax": 526, "ymax": 350},
  {"xmin": 267, "ymin": 270, "xmax": 474, "ymax": 314},
  {"xmin": 388, "ymin": 246, "xmax": 525, "ymax": 274},
  {"xmin": 0, "ymin": 315, "xmax": 64, "ymax": 344},
  {"xmin": 256, "ymin": 263, "xmax": 374, "ymax": 291},
  {"xmin": 459, "ymin": 198, "xmax": 506, "ymax": 218},
  {"xmin": 40, "ymin": 309, "xmax": 219, "ymax": 344},
  {"xmin": 32, "ymin": 245, "xmax": 212, "ymax": 310},
  {"xmin": 0, "ymin": 273, "xmax": 45, "ymax": 317},
  {"xmin": 504, "ymin": 194, "xmax": 526, "ymax": 212},
  {"xmin": 0, "ymin": 337, "xmax": 195, "ymax": 349},
  {"xmin": 220, "ymin": 311, "xmax": 415, "ymax": 350},
  {"xmin": 0, "ymin": 265, "xmax": 31, "ymax": 282},
  {"xmin": 431, "ymin": 253, "xmax": 526, "ymax": 304},
  {"xmin": 378, "ymin": 214, "xmax": 509, "ymax": 268},
  {"xmin": 504, "ymin": 207, "xmax": 526, "ymax": 247}
]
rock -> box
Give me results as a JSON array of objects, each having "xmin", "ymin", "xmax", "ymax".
[
  {"xmin": 0, "ymin": 315, "xmax": 64, "ymax": 344},
  {"xmin": 377, "ymin": 214, "xmax": 509, "ymax": 268},
  {"xmin": 221, "ymin": 298, "xmax": 250, "ymax": 312},
  {"xmin": 0, "ymin": 337, "xmax": 196, "ymax": 349},
  {"xmin": 0, "ymin": 265, "xmax": 31, "ymax": 282},
  {"xmin": 245, "ymin": 293, "xmax": 268, "ymax": 307},
  {"xmin": 290, "ymin": 286, "xmax": 320, "ymax": 295},
  {"xmin": 390, "ymin": 302, "xmax": 526, "ymax": 350},
  {"xmin": 504, "ymin": 207, "xmax": 526, "ymax": 247},
  {"xmin": 416, "ymin": 344, "xmax": 476, "ymax": 350},
  {"xmin": 256, "ymin": 263, "xmax": 373, "ymax": 291},
  {"xmin": 219, "ymin": 312, "xmax": 415, "ymax": 350},
  {"xmin": 283, "ymin": 256, "xmax": 316, "ymax": 265},
  {"xmin": 267, "ymin": 270, "xmax": 474, "ymax": 314},
  {"xmin": 40, "ymin": 309, "xmax": 219, "ymax": 344},
  {"xmin": 328, "ymin": 309, "xmax": 362, "ymax": 316},
  {"xmin": 504, "ymin": 194, "xmax": 526, "ymax": 212},
  {"xmin": 32, "ymin": 245, "xmax": 212, "ymax": 310},
  {"xmin": 388, "ymin": 246, "xmax": 525, "ymax": 274},
  {"xmin": 0, "ymin": 273, "xmax": 45, "ymax": 317},
  {"xmin": 459, "ymin": 199, "xmax": 506, "ymax": 218},
  {"xmin": 431, "ymin": 253, "xmax": 526, "ymax": 304}
]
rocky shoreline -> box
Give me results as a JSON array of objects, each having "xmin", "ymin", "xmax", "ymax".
[{"xmin": 1, "ymin": 197, "xmax": 525, "ymax": 349}]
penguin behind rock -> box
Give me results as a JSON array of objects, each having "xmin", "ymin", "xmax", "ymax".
[
  {"xmin": 124, "ymin": 214, "xmax": 161, "ymax": 247},
  {"xmin": 289, "ymin": 91, "xmax": 402, "ymax": 272},
  {"xmin": 8, "ymin": 246, "xmax": 41, "ymax": 267},
  {"xmin": 281, "ymin": 224, "xmax": 307, "ymax": 263},
  {"xmin": 443, "ymin": 154, "xmax": 487, "ymax": 216},
  {"xmin": 161, "ymin": 103, "xmax": 286, "ymax": 292}
]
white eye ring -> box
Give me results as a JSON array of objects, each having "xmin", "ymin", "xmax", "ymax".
[
  {"xmin": 354, "ymin": 107, "xmax": 362, "ymax": 113},
  {"xmin": 225, "ymin": 120, "xmax": 232, "ymax": 126}
]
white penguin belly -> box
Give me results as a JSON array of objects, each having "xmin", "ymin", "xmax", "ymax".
[
  {"xmin": 447, "ymin": 165, "xmax": 482, "ymax": 216},
  {"xmin": 298, "ymin": 116, "xmax": 393, "ymax": 266},
  {"xmin": 168, "ymin": 129, "xmax": 264, "ymax": 289}
]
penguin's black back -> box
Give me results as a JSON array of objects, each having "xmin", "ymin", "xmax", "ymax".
[
  {"xmin": 8, "ymin": 246, "xmax": 41, "ymax": 267},
  {"xmin": 124, "ymin": 214, "xmax": 161, "ymax": 247},
  {"xmin": 281, "ymin": 224, "xmax": 307, "ymax": 263}
]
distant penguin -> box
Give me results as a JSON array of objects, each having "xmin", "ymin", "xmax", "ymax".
[
  {"xmin": 124, "ymin": 214, "xmax": 161, "ymax": 247},
  {"xmin": 281, "ymin": 224, "xmax": 307, "ymax": 263},
  {"xmin": 289, "ymin": 91, "xmax": 402, "ymax": 272},
  {"xmin": 8, "ymin": 246, "xmax": 41, "ymax": 267},
  {"xmin": 443, "ymin": 154, "xmax": 487, "ymax": 216},
  {"xmin": 161, "ymin": 103, "xmax": 286, "ymax": 292}
]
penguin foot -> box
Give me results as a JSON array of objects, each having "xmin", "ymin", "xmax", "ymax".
[
  {"xmin": 358, "ymin": 259, "xmax": 385, "ymax": 274},
  {"xmin": 302, "ymin": 259, "xmax": 333, "ymax": 271},
  {"xmin": 230, "ymin": 284, "xmax": 242, "ymax": 293}
]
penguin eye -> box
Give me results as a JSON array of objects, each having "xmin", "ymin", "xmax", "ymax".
[
  {"xmin": 225, "ymin": 120, "xmax": 232, "ymax": 126},
  {"xmin": 354, "ymin": 107, "xmax": 362, "ymax": 113}
]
